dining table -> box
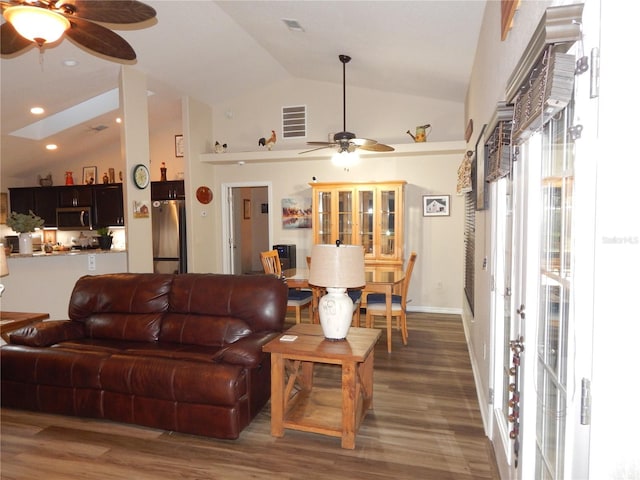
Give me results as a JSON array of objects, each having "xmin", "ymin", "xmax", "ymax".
[{"xmin": 283, "ymin": 267, "xmax": 405, "ymax": 331}]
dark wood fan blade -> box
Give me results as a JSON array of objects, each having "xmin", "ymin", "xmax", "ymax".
[
  {"xmin": 66, "ymin": 17, "xmax": 136, "ymax": 60},
  {"xmin": 0, "ymin": 21, "xmax": 34, "ymax": 55},
  {"xmin": 359, "ymin": 143, "xmax": 395, "ymax": 152},
  {"xmin": 58, "ymin": 0, "xmax": 156, "ymax": 24}
]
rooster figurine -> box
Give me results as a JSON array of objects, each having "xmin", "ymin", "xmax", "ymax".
[
  {"xmin": 258, "ymin": 130, "xmax": 277, "ymax": 150},
  {"xmin": 214, "ymin": 141, "xmax": 227, "ymax": 153}
]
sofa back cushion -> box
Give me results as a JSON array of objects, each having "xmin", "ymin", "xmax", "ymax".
[
  {"xmin": 163, "ymin": 274, "xmax": 287, "ymax": 345},
  {"xmin": 68, "ymin": 273, "xmax": 173, "ymax": 342}
]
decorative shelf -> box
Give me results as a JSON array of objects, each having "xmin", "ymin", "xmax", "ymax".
[{"xmin": 199, "ymin": 141, "xmax": 466, "ymax": 165}]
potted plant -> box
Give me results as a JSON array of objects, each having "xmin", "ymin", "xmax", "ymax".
[
  {"xmin": 96, "ymin": 227, "xmax": 113, "ymax": 250},
  {"xmin": 6, "ymin": 211, "xmax": 44, "ymax": 254}
]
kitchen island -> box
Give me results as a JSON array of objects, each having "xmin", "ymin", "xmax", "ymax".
[{"xmin": 2, "ymin": 250, "xmax": 127, "ymax": 322}]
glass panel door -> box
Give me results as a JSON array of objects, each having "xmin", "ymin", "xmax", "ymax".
[
  {"xmin": 317, "ymin": 190, "xmax": 332, "ymax": 244},
  {"xmin": 358, "ymin": 189, "xmax": 374, "ymax": 255},
  {"xmin": 337, "ymin": 189, "xmax": 353, "ymax": 245},
  {"xmin": 379, "ymin": 189, "xmax": 396, "ymax": 256},
  {"xmin": 534, "ymin": 104, "xmax": 574, "ymax": 480}
]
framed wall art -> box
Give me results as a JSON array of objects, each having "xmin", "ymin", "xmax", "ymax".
[
  {"xmin": 82, "ymin": 166, "xmax": 97, "ymax": 185},
  {"xmin": 175, "ymin": 134, "xmax": 184, "ymax": 157},
  {"xmin": 423, "ymin": 195, "xmax": 450, "ymax": 217}
]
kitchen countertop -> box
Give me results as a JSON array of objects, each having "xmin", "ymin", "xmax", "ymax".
[{"xmin": 7, "ymin": 249, "xmax": 126, "ymax": 258}]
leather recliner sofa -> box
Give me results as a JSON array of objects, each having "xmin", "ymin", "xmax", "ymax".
[{"xmin": 0, "ymin": 273, "xmax": 288, "ymax": 439}]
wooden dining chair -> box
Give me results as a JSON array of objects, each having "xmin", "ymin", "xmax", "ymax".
[
  {"xmin": 260, "ymin": 250, "xmax": 312, "ymax": 324},
  {"xmin": 365, "ymin": 252, "xmax": 417, "ymax": 352}
]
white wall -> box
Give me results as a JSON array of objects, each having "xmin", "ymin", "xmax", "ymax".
[
  {"xmin": 212, "ymin": 77, "xmax": 464, "ymax": 153},
  {"xmin": 463, "ymin": 0, "xmax": 553, "ymax": 433}
]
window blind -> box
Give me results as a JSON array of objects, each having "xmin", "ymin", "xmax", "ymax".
[{"xmin": 464, "ymin": 191, "xmax": 475, "ymax": 313}]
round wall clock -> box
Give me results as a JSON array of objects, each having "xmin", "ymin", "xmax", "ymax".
[{"xmin": 132, "ymin": 164, "xmax": 150, "ymax": 189}]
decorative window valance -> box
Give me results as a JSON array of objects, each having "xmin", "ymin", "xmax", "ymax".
[
  {"xmin": 486, "ymin": 102, "xmax": 514, "ymax": 182},
  {"xmin": 511, "ymin": 46, "xmax": 575, "ymax": 145},
  {"xmin": 456, "ymin": 150, "xmax": 474, "ymax": 195}
]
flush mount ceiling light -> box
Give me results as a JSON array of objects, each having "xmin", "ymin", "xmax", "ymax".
[
  {"xmin": 30, "ymin": 106, "xmax": 45, "ymax": 115},
  {"xmin": 45, "ymin": 144, "xmax": 58, "ymax": 150},
  {"xmin": 1, "ymin": 0, "xmax": 156, "ymax": 61},
  {"xmin": 2, "ymin": 6, "xmax": 70, "ymax": 46}
]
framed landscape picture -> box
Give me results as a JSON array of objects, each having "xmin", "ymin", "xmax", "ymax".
[{"xmin": 423, "ymin": 195, "xmax": 450, "ymax": 217}]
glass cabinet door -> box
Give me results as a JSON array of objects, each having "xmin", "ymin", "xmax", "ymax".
[
  {"xmin": 337, "ymin": 190, "xmax": 354, "ymax": 245},
  {"xmin": 316, "ymin": 190, "xmax": 332, "ymax": 244},
  {"xmin": 378, "ymin": 189, "xmax": 396, "ymax": 257},
  {"xmin": 358, "ymin": 189, "xmax": 374, "ymax": 254}
]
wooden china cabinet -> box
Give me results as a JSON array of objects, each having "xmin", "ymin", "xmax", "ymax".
[{"xmin": 310, "ymin": 181, "xmax": 406, "ymax": 280}]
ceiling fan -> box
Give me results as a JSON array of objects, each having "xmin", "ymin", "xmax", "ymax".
[
  {"xmin": 300, "ymin": 54, "xmax": 394, "ymax": 155},
  {"xmin": 0, "ymin": 0, "xmax": 156, "ymax": 61}
]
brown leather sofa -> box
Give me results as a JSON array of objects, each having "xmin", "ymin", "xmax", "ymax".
[{"xmin": 1, "ymin": 273, "xmax": 288, "ymax": 439}]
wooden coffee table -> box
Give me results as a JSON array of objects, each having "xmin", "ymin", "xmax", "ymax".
[
  {"xmin": 263, "ymin": 323, "xmax": 381, "ymax": 449},
  {"xmin": 0, "ymin": 311, "xmax": 49, "ymax": 342}
]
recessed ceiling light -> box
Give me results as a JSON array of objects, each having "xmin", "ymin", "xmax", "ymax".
[
  {"xmin": 62, "ymin": 59, "xmax": 78, "ymax": 67},
  {"xmin": 30, "ymin": 106, "xmax": 44, "ymax": 115},
  {"xmin": 45, "ymin": 144, "xmax": 58, "ymax": 150},
  {"xmin": 115, "ymin": 117, "xmax": 122, "ymax": 123},
  {"xmin": 282, "ymin": 18, "xmax": 304, "ymax": 32}
]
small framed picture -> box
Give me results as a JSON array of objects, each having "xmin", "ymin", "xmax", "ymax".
[
  {"xmin": 243, "ymin": 199, "xmax": 251, "ymax": 219},
  {"xmin": 175, "ymin": 134, "xmax": 184, "ymax": 157},
  {"xmin": 83, "ymin": 166, "xmax": 97, "ymax": 185},
  {"xmin": 423, "ymin": 195, "xmax": 450, "ymax": 217}
]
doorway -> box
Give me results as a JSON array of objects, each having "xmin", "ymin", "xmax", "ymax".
[{"xmin": 221, "ymin": 182, "xmax": 272, "ymax": 274}]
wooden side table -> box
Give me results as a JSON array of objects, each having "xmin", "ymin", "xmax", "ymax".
[
  {"xmin": 0, "ymin": 311, "xmax": 49, "ymax": 342},
  {"xmin": 263, "ymin": 323, "xmax": 381, "ymax": 449}
]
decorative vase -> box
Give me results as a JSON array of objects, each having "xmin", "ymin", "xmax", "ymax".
[
  {"xmin": 18, "ymin": 232, "xmax": 33, "ymax": 254},
  {"xmin": 97, "ymin": 236, "xmax": 113, "ymax": 250},
  {"xmin": 318, "ymin": 288, "xmax": 354, "ymax": 340}
]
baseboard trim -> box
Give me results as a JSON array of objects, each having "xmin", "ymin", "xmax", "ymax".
[{"xmin": 407, "ymin": 306, "xmax": 463, "ymax": 316}]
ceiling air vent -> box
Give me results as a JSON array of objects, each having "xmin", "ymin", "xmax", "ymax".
[{"xmin": 282, "ymin": 105, "xmax": 306, "ymax": 139}]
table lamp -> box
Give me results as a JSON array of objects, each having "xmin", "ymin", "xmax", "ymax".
[
  {"xmin": 0, "ymin": 244, "xmax": 9, "ymax": 297},
  {"xmin": 309, "ymin": 242, "xmax": 365, "ymax": 340}
]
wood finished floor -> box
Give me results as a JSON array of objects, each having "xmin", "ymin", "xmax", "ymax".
[{"xmin": 0, "ymin": 313, "xmax": 499, "ymax": 480}]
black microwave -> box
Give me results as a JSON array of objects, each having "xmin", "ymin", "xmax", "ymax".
[{"xmin": 56, "ymin": 206, "xmax": 93, "ymax": 230}]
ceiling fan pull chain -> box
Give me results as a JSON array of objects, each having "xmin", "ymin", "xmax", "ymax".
[{"xmin": 39, "ymin": 48, "xmax": 45, "ymax": 72}]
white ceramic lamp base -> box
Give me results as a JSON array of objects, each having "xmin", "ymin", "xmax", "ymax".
[{"xmin": 318, "ymin": 287, "xmax": 354, "ymax": 340}]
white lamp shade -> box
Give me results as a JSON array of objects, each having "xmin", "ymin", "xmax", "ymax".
[
  {"xmin": 309, "ymin": 244, "xmax": 365, "ymax": 288},
  {"xmin": 3, "ymin": 6, "xmax": 70, "ymax": 45},
  {"xmin": 0, "ymin": 244, "xmax": 8, "ymax": 277}
]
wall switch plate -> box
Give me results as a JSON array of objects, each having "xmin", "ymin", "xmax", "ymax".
[{"xmin": 88, "ymin": 254, "xmax": 96, "ymax": 271}]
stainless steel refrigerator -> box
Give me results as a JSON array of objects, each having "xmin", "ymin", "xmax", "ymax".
[{"xmin": 152, "ymin": 200, "xmax": 187, "ymax": 274}]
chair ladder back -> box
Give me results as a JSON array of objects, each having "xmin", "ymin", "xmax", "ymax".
[
  {"xmin": 400, "ymin": 252, "xmax": 418, "ymax": 308},
  {"xmin": 260, "ymin": 250, "xmax": 282, "ymax": 275}
]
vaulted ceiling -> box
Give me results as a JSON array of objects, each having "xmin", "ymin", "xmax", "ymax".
[{"xmin": 1, "ymin": 0, "xmax": 486, "ymax": 179}]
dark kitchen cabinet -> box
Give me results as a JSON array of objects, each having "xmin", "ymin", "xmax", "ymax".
[
  {"xmin": 33, "ymin": 187, "xmax": 58, "ymax": 227},
  {"xmin": 93, "ymin": 184, "xmax": 124, "ymax": 227},
  {"xmin": 151, "ymin": 180, "xmax": 185, "ymax": 200},
  {"xmin": 58, "ymin": 185, "xmax": 93, "ymax": 207},
  {"xmin": 9, "ymin": 187, "xmax": 57, "ymax": 227},
  {"xmin": 8, "ymin": 187, "xmax": 35, "ymax": 216}
]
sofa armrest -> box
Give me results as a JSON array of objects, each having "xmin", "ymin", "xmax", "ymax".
[
  {"xmin": 216, "ymin": 332, "xmax": 280, "ymax": 368},
  {"xmin": 8, "ymin": 320, "xmax": 85, "ymax": 347}
]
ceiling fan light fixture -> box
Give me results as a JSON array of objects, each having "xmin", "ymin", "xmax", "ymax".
[
  {"xmin": 3, "ymin": 6, "xmax": 71, "ymax": 46},
  {"xmin": 332, "ymin": 150, "xmax": 359, "ymax": 169}
]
